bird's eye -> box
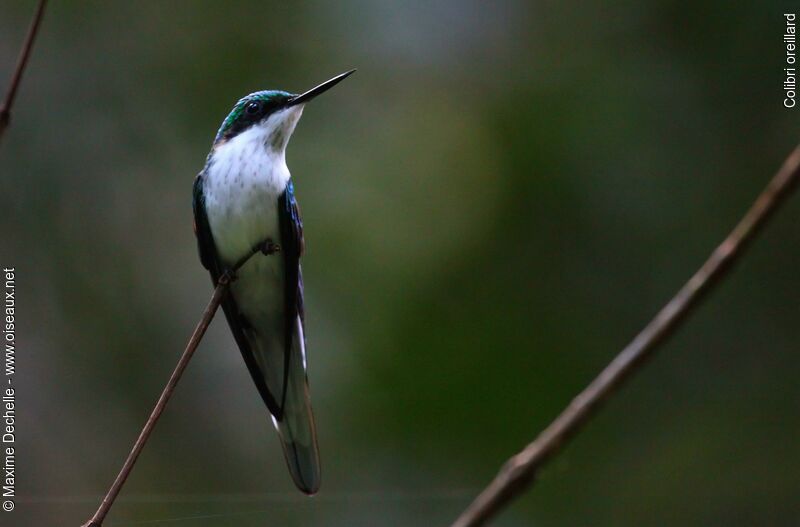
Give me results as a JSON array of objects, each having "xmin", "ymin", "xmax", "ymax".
[{"xmin": 245, "ymin": 101, "xmax": 261, "ymax": 115}]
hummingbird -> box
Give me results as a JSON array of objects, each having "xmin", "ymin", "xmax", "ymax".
[{"xmin": 192, "ymin": 70, "xmax": 355, "ymax": 494}]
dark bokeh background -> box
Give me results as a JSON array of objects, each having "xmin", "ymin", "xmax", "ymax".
[{"xmin": 1, "ymin": 2, "xmax": 798, "ymax": 525}]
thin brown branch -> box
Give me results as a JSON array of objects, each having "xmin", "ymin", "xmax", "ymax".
[
  {"xmin": 81, "ymin": 241, "xmax": 277, "ymax": 527},
  {"xmin": 451, "ymin": 144, "xmax": 800, "ymax": 527},
  {"xmin": 0, "ymin": 0, "xmax": 48, "ymax": 143}
]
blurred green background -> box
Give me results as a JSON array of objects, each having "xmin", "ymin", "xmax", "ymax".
[{"xmin": 1, "ymin": 1, "xmax": 799, "ymax": 525}]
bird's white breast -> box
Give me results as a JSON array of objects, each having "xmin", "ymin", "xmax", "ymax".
[{"xmin": 203, "ymin": 125, "xmax": 290, "ymax": 265}]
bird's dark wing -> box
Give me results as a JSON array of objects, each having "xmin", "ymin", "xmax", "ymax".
[
  {"xmin": 279, "ymin": 179, "xmax": 305, "ymax": 347},
  {"xmin": 192, "ymin": 171, "xmax": 283, "ymax": 415},
  {"xmin": 192, "ymin": 173, "xmax": 219, "ymax": 274},
  {"xmin": 275, "ymin": 179, "xmax": 320, "ymax": 493}
]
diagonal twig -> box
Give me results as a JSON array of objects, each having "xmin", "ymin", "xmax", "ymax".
[
  {"xmin": 81, "ymin": 240, "xmax": 278, "ymax": 527},
  {"xmin": 451, "ymin": 144, "xmax": 800, "ymax": 527},
  {"xmin": 0, "ymin": 0, "xmax": 48, "ymax": 143}
]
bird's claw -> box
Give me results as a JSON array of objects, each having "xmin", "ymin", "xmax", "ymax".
[
  {"xmin": 219, "ymin": 267, "xmax": 238, "ymax": 285},
  {"xmin": 259, "ymin": 240, "xmax": 281, "ymax": 256}
]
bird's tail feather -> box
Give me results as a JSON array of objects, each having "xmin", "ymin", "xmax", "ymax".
[{"xmin": 272, "ymin": 318, "xmax": 320, "ymax": 494}]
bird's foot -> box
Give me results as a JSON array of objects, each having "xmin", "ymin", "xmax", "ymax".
[
  {"xmin": 219, "ymin": 267, "xmax": 238, "ymax": 285},
  {"xmin": 258, "ymin": 239, "xmax": 281, "ymax": 256}
]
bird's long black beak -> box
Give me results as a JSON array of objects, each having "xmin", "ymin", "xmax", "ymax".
[{"xmin": 288, "ymin": 69, "xmax": 356, "ymax": 107}]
